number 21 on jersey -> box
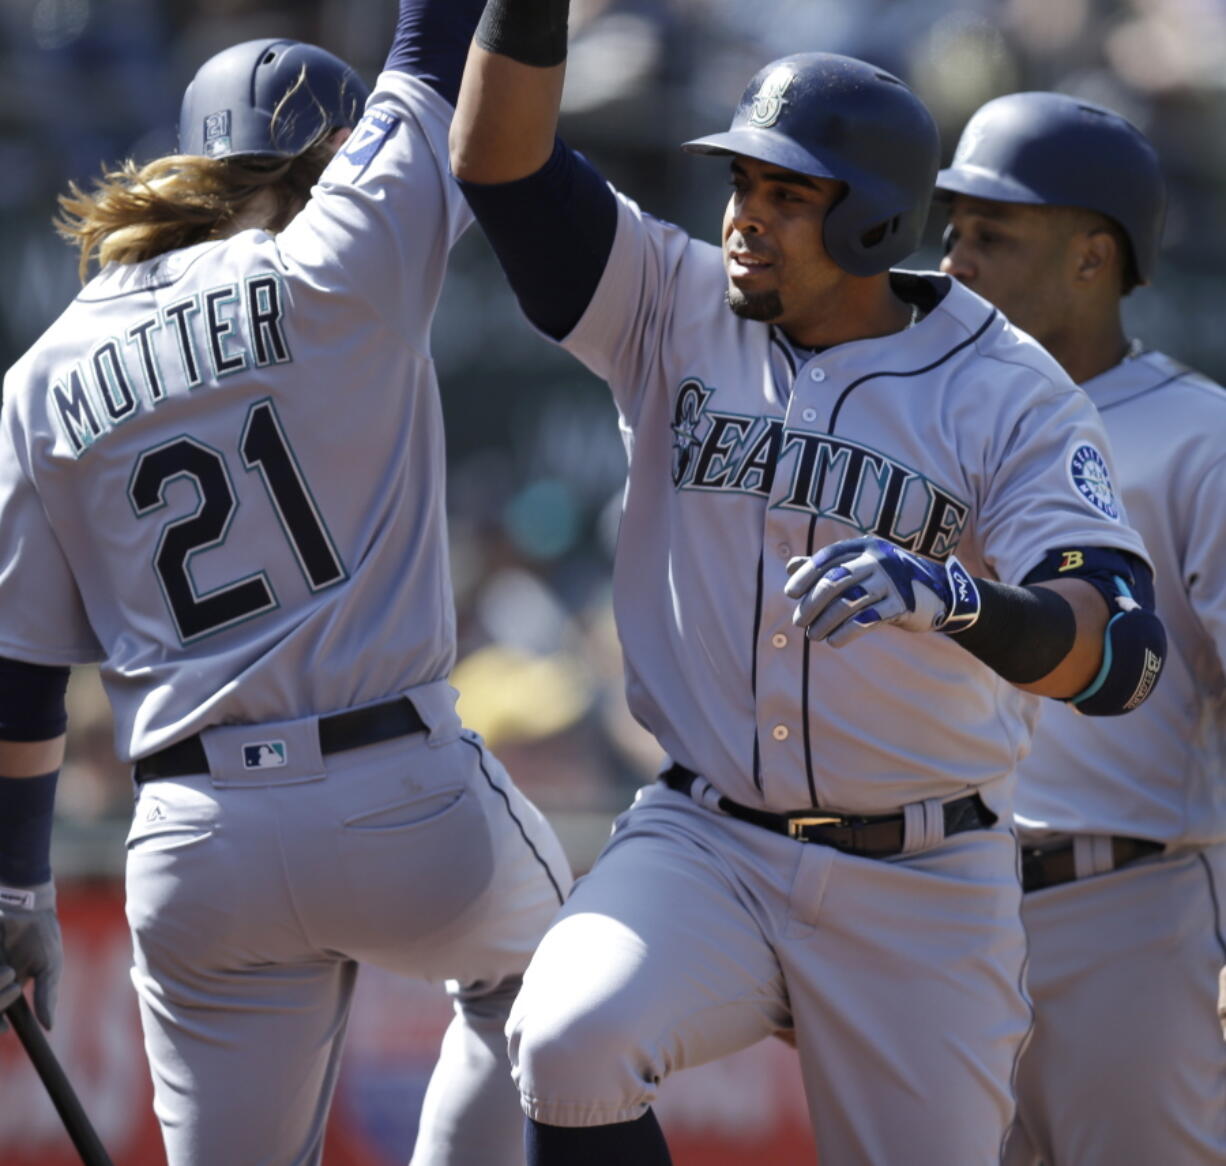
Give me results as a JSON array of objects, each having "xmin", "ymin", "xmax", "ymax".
[{"xmin": 127, "ymin": 398, "xmax": 347, "ymax": 643}]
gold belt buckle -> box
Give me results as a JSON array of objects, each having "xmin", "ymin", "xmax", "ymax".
[{"xmin": 786, "ymin": 814, "xmax": 844, "ymax": 838}]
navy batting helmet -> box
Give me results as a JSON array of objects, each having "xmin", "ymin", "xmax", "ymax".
[
  {"xmin": 179, "ymin": 38, "xmax": 370, "ymax": 161},
  {"xmin": 683, "ymin": 53, "xmax": 941, "ymax": 277},
  {"xmin": 936, "ymin": 92, "xmax": 1165, "ymax": 283}
]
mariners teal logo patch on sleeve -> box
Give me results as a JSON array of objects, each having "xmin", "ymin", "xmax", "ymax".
[{"xmin": 1068, "ymin": 443, "xmax": 1119, "ymax": 520}]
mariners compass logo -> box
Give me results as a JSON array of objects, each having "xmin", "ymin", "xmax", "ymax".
[
  {"xmin": 1068, "ymin": 443, "xmax": 1120, "ymax": 520},
  {"xmin": 747, "ymin": 66, "xmax": 795, "ymax": 128}
]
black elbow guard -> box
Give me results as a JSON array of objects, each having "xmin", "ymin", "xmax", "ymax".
[{"xmin": 1068, "ymin": 589, "xmax": 1166, "ymax": 716}]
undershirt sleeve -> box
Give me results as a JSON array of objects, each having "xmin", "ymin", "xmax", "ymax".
[
  {"xmin": 457, "ymin": 138, "xmax": 619, "ymax": 340},
  {"xmin": 383, "ymin": 0, "xmax": 486, "ymax": 105}
]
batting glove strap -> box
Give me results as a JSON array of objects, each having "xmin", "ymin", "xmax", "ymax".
[{"xmin": 938, "ymin": 557, "xmax": 981, "ymax": 634}]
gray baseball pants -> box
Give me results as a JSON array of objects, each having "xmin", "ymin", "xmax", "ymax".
[
  {"xmin": 508, "ymin": 781, "xmax": 1030, "ymax": 1165},
  {"xmin": 124, "ymin": 687, "xmax": 571, "ymax": 1166},
  {"xmin": 1004, "ymin": 842, "xmax": 1226, "ymax": 1165}
]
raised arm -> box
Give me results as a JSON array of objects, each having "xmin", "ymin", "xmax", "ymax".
[
  {"xmin": 450, "ymin": 0, "xmax": 568, "ymax": 182},
  {"xmin": 447, "ymin": 0, "xmax": 617, "ymax": 341},
  {"xmin": 386, "ymin": 0, "xmax": 488, "ymax": 104}
]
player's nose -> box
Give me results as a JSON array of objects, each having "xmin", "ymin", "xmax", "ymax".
[
  {"xmin": 939, "ymin": 226, "xmax": 973, "ymax": 283},
  {"xmin": 729, "ymin": 192, "xmax": 766, "ymax": 236}
]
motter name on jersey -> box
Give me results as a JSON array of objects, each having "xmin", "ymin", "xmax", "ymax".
[{"xmin": 49, "ymin": 272, "xmax": 291, "ymax": 456}]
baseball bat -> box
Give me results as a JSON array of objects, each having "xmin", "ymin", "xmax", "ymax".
[{"xmin": 3, "ymin": 994, "xmax": 115, "ymax": 1166}]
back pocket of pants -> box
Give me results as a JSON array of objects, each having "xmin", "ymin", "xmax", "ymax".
[{"xmin": 335, "ymin": 785, "xmax": 495, "ymax": 945}]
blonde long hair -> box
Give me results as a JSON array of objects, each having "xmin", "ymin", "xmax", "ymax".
[{"xmin": 55, "ymin": 141, "xmax": 333, "ymax": 282}]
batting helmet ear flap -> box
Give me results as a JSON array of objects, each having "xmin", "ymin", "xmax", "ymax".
[{"xmin": 820, "ymin": 165, "xmax": 928, "ymax": 277}]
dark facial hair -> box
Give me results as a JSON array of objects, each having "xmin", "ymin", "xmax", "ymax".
[{"xmin": 726, "ymin": 286, "xmax": 783, "ymax": 322}]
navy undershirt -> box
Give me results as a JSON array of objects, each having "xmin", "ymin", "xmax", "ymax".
[
  {"xmin": 458, "ymin": 139, "xmax": 619, "ymax": 340},
  {"xmin": 385, "ymin": 0, "xmax": 486, "ymax": 105},
  {"xmin": 0, "ymin": 657, "xmax": 68, "ymax": 742}
]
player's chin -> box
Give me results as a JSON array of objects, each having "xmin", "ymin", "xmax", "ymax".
[{"xmin": 726, "ymin": 284, "xmax": 784, "ymax": 323}]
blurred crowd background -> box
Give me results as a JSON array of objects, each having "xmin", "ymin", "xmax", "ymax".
[{"xmin": 3, "ymin": 0, "xmax": 1224, "ymax": 877}]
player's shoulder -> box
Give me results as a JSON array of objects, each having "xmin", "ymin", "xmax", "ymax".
[
  {"xmin": 918, "ymin": 273, "xmax": 1075, "ymax": 400},
  {"xmin": 1090, "ymin": 347, "xmax": 1226, "ymax": 467},
  {"xmin": 4, "ymin": 238, "xmax": 267, "ymax": 407},
  {"xmin": 603, "ymin": 187, "xmax": 724, "ymax": 305},
  {"xmin": 75, "ymin": 239, "xmax": 230, "ymax": 304},
  {"xmin": 1089, "ymin": 345, "xmax": 1226, "ymax": 415},
  {"xmin": 361, "ymin": 68, "xmax": 452, "ymax": 131},
  {"xmin": 610, "ymin": 188, "xmax": 715, "ymax": 266},
  {"xmin": 308, "ymin": 68, "xmax": 454, "ymax": 215}
]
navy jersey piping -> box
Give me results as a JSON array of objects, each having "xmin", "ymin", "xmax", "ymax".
[
  {"xmin": 771, "ymin": 328, "xmax": 798, "ymax": 381},
  {"xmin": 800, "ymin": 511, "xmax": 821, "ymax": 806},
  {"xmin": 750, "ymin": 549, "xmax": 765, "ymax": 792},
  {"xmin": 795, "ymin": 307, "xmax": 997, "ymax": 806},
  {"xmin": 1200, "ymin": 850, "xmax": 1226, "ymax": 963},
  {"xmin": 828, "ymin": 308, "xmax": 998, "ymax": 431},
  {"xmin": 750, "ymin": 330, "xmax": 797, "ymax": 799},
  {"xmin": 1003, "ymin": 825, "xmax": 1037, "ymax": 1165},
  {"xmin": 461, "ymin": 733, "xmax": 566, "ymax": 906},
  {"xmin": 1096, "ymin": 368, "xmax": 1197, "ymax": 414},
  {"xmin": 77, "ymin": 275, "xmax": 194, "ymax": 303}
]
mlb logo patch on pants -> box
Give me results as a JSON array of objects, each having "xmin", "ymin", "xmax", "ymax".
[{"xmin": 243, "ymin": 741, "xmax": 287, "ymax": 769}]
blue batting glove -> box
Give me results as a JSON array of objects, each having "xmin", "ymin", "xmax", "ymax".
[{"xmin": 784, "ymin": 536, "xmax": 980, "ymax": 648}]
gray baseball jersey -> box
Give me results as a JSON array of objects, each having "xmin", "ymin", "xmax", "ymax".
[
  {"xmin": 506, "ymin": 189, "xmax": 1151, "ymax": 1164},
  {"xmin": 1006, "ymin": 347, "xmax": 1226, "ymax": 1166},
  {"xmin": 0, "ymin": 71, "xmax": 466, "ymax": 760},
  {"xmin": 565, "ymin": 192, "xmax": 1149, "ymax": 817},
  {"xmin": 0, "ymin": 68, "xmax": 571, "ymax": 1166},
  {"xmin": 1016, "ymin": 347, "xmax": 1226, "ymax": 847}
]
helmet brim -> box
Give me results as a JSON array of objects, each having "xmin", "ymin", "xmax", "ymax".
[
  {"xmin": 934, "ymin": 164, "xmax": 1050, "ymax": 205},
  {"xmin": 682, "ymin": 128, "xmax": 839, "ymax": 183}
]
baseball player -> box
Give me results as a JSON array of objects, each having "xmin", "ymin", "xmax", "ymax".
[
  {"xmin": 938, "ymin": 93, "xmax": 1226, "ymax": 1165},
  {"xmin": 448, "ymin": 4, "xmax": 1166, "ymax": 1163},
  {"xmin": 0, "ymin": 3, "xmax": 572, "ymax": 1163}
]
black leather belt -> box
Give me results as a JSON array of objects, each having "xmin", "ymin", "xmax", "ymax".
[
  {"xmin": 1021, "ymin": 836, "xmax": 1163, "ymax": 893},
  {"xmin": 660, "ymin": 763, "xmax": 996, "ymax": 858},
  {"xmin": 134, "ymin": 696, "xmax": 427, "ymax": 782}
]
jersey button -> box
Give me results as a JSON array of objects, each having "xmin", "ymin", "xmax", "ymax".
[
  {"xmin": 778, "ymin": 543, "xmax": 792, "ymax": 559},
  {"xmin": 772, "ymin": 725, "xmax": 790, "ymax": 741},
  {"xmin": 801, "ymin": 408, "xmax": 817, "ymax": 423},
  {"xmin": 809, "ymin": 367, "xmax": 826, "ymax": 382},
  {"xmin": 771, "ymin": 632, "xmax": 788, "ymax": 648}
]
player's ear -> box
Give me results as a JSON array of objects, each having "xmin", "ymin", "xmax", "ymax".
[{"xmin": 1075, "ymin": 227, "xmax": 1119, "ymax": 287}]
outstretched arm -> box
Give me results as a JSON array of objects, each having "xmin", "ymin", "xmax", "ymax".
[
  {"xmin": 449, "ymin": 0, "xmax": 617, "ymax": 340},
  {"xmin": 386, "ymin": 0, "xmax": 488, "ymax": 105},
  {"xmin": 450, "ymin": 0, "xmax": 568, "ymax": 182}
]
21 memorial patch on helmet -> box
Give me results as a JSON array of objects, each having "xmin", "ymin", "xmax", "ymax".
[{"xmin": 1067, "ymin": 443, "xmax": 1119, "ymax": 520}]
